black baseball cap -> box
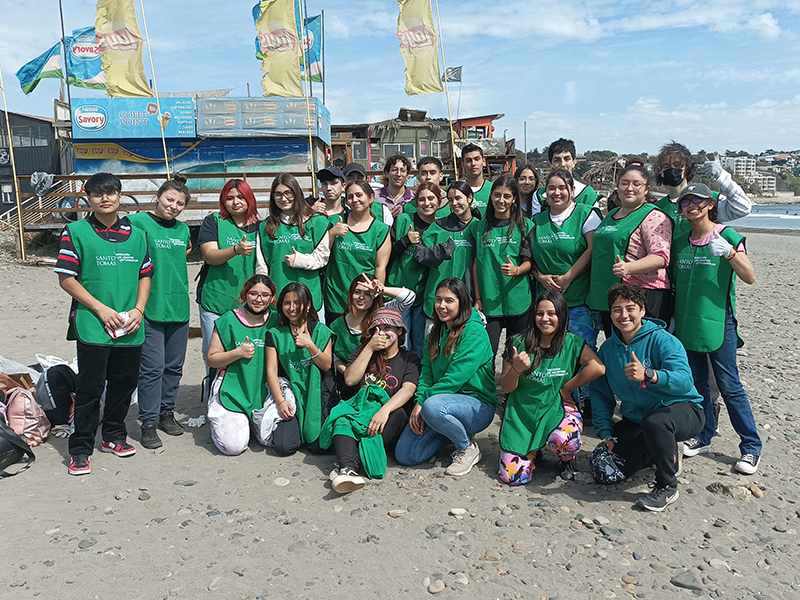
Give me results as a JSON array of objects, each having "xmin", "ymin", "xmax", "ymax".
[
  {"xmin": 342, "ymin": 163, "xmax": 367, "ymax": 178},
  {"xmin": 316, "ymin": 166, "xmax": 345, "ymax": 183}
]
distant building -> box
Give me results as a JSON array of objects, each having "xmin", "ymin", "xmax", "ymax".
[
  {"xmin": 0, "ymin": 110, "xmax": 61, "ymax": 212},
  {"xmin": 721, "ymin": 155, "xmax": 756, "ymax": 178}
]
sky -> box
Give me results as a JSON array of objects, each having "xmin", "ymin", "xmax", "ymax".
[{"xmin": 2, "ymin": 0, "xmax": 800, "ymax": 155}]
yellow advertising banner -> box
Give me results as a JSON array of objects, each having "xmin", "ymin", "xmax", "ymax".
[
  {"xmin": 256, "ymin": 0, "xmax": 303, "ymax": 98},
  {"xmin": 74, "ymin": 142, "xmax": 162, "ymax": 163},
  {"xmin": 95, "ymin": 0, "xmax": 152, "ymax": 97},
  {"xmin": 397, "ymin": 0, "xmax": 443, "ymax": 95}
]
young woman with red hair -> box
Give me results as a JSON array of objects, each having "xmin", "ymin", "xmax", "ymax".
[{"xmin": 198, "ymin": 179, "xmax": 261, "ymax": 372}]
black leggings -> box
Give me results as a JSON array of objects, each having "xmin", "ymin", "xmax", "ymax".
[
  {"xmin": 486, "ymin": 312, "xmax": 529, "ymax": 356},
  {"xmin": 333, "ymin": 408, "xmax": 409, "ymax": 472}
]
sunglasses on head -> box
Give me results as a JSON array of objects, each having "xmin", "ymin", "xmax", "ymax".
[{"xmin": 679, "ymin": 196, "xmax": 709, "ymax": 208}]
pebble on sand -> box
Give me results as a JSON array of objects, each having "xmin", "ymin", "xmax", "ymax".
[
  {"xmin": 671, "ymin": 571, "xmax": 703, "ymax": 590},
  {"xmin": 388, "ymin": 509, "xmax": 408, "ymax": 518},
  {"xmin": 428, "ymin": 580, "xmax": 445, "ymax": 594},
  {"xmin": 750, "ymin": 484, "xmax": 765, "ymax": 498},
  {"xmin": 274, "ymin": 478, "xmax": 290, "ymax": 487},
  {"xmin": 484, "ymin": 549, "xmax": 501, "ymax": 561},
  {"xmin": 449, "ymin": 508, "xmax": 467, "ymax": 516}
]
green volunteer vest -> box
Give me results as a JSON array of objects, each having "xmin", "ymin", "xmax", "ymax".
[
  {"xmin": 471, "ymin": 180, "xmax": 491, "ymax": 217},
  {"xmin": 386, "ymin": 213, "xmax": 428, "ymax": 306},
  {"xmin": 329, "ymin": 315, "xmax": 361, "ymax": 363},
  {"xmin": 260, "ymin": 216, "xmax": 328, "ymax": 308},
  {"xmin": 587, "ymin": 203, "xmax": 660, "ymax": 311},
  {"xmin": 201, "ymin": 214, "xmax": 258, "ymax": 315},
  {"xmin": 530, "ymin": 204, "xmax": 597, "ymax": 307},
  {"xmin": 324, "ymin": 219, "xmax": 390, "ymax": 314},
  {"xmin": 474, "ymin": 218, "xmax": 534, "ymax": 317},
  {"xmin": 69, "ymin": 218, "xmax": 147, "ymax": 346},
  {"xmin": 500, "ymin": 332, "xmax": 584, "ymax": 455},
  {"xmin": 128, "ymin": 212, "xmax": 190, "ymax": 322},
  {"xmin": 673, "ymin": 227, "xmax": 744, "ymax": 353},
  {"xmin": 656, "ymin": 192, "xmax": 720, "ymax": 240},
  {"xmin": 421, "ymin": 219, "xmax": 476, "ymax": 318},
  {"xmin": 215, "ymin": 309, "xmax": 275, "ymax": 416},
  {"xmin": 269, "ymin": 322, "xmax": 333, "ymax": 443}
]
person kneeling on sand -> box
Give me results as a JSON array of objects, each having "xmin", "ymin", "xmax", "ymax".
[
  {"xmin": 589, "ymin": 284, "xmax": 704, "ymax": 512},
  {"xmin": 394, "ymin": 278, "xmax": 496, "ymax": 476},
  {"xmin": 321, "ymin": 307, "xmax": 420, "ymax": 493}
]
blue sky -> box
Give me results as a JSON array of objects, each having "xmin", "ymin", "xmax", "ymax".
[{"xmin": 2, "ymin": 0, "xmax": 800, "ymax": 154}]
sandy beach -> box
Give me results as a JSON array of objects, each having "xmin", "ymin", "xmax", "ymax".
[{"xmin": 0, "ymin": 229, "xmax": 798, "ymax": 600}]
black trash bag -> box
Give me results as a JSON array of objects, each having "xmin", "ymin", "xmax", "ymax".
[{"xmin": 590, "ymin": 441, "xmax": 626, "ymax": 484}]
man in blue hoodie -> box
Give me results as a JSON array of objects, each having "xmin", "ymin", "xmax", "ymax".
[{"xmin": 590, "ymin": 284, "xmax": 704, "ymax": 512}]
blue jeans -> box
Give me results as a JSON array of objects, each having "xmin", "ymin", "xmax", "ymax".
[
  {"xmin": 686, "ymin": 311, "xmax": 762, "ymax": 456},
  {"xmin": 394, "ymin": 394, "xmax": 496, "ymax": 465},
  {"xmin": 402, "ymin": 305, "xmax": 426, "ymax": 358},
  {"xmin": 138, "ymin": 319, "xmax": 189, "ymax": 424},
  {"xmin": 567, "ymin": 304, "xmax": 597, "ymax": 404}
]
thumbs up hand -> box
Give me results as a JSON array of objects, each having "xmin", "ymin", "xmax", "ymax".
[
  {"xmin": 501, "ymin": 254, "xmax": 519, "ymax": 277},
  {"xmin": 330, "ymin": 215, "xmax": 349, "ymax": 238},
  {"xmin": 284, "ymin": 246, "xmax": 298, "ymax": 267},
  {"xmin": 511, "ymin": 346, "xmax": 531, "ymax": 373},
  {"xmin": 407, "ymin": 224, "xmax": 420, "ymax": 245},
  {"xmin": 703, "ymin": 154, "xmax": 723, "ymax": 179},
  {"xmin": 235, "ymin": 235, "xmax": 253, "ymax": 257},
  {"xmin": 709, "ymin": 230, "xmax": 734, "ymax": 258},
  {"xmin": 625, "ymin": 350, "xmax": 646, "ymax": 382},
  {"xmin": 239, "ymin": 335, "xmax": 255, "ymax": 360},
  {"xmin": 612, "ymin": 254, "xmax": 629, "ymax": 278}
]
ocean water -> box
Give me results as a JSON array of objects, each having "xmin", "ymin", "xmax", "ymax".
[{"xmin": 736, "ymin": 204, "xmax": 800, "ymax": 231}]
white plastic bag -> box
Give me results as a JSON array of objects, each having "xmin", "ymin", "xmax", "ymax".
[{"xmin": 0, "ymin": 355, "xmax": 41, "ymax": 384}]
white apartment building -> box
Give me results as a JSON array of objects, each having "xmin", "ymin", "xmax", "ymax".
[{"xmin": 721, "ymin": 156, "xmax": 756, "ymax": 178}]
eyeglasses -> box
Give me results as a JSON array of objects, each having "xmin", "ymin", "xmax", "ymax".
[
  {"xmin": 618, "ymin": 181, "xmax": 647, "ymax": 190},
  {"xmin": 247, "ymin": 291, "xmax": 272, "ymax": 300},
  {"xmin": 679, "ymin": 196, "xmax": 708, "ymax": 208},
  {"xmin": 389, "ymin": 167, "xmax": 407, "ymax": 175},
  {"xmin": 273, "ymin": 190, "xmax": 295, "ymax": 200}
]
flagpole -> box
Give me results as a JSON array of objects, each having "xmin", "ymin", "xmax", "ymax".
[
  {"xmin": 0, "ymin": 63, "xmax": 27, "ymax": 260},
  {"xmin": 138, "ymin": 0, "xmax": 171, "ymax": 179},
  {"xmin": 297, "ymin": 0, "xmax": 317, "ymax": 197},
  {"xmin": 321, "ymin": 9, "xmax": 326, "ymax": 106},
  {"xmin": 457, "ymin": 80, "xmax": 462, "ymax": 120},
  {"xmin": 58, "ymin": 0, "xmax": 73, "ymax": 109},
  {"xmin": 304, "ymin": 0, "xmax": 312, "ymax": 98},
  {"xmin": 433, "ymin": 0, "xmax": 459, "ymax": 181}
]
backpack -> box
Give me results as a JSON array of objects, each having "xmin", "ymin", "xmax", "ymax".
[
  {"xmin": 2, "ymin": 387, "xmax": 50, "ymax": 447},
  {"xmin": 35, "ymin": 364, "xmax": 78, "ymax": 426}
]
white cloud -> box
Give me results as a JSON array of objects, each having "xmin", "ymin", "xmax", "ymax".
[{"xmin": 565, "ymin": 81, "xmax": 577, "ymax": 105}]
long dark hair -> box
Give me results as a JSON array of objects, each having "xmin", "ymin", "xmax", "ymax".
[
  {"xmin": 446, "ymin": 181, "xmax": 480, "ymax": 220},
  {"xmin": 514, "ymin": 163, "xmax": 539, "ymax": 217},
  {"xmin": 276, "ymin": 282, "xmax": 317, "ymax": 327},
  {"xmin": 346, "ymin": 273, "xmax": 384, "ymax": 334},
  {"xmin": 427, "ymin": 278, "xmax": 473, "ymax": 360},
  {"xmin": 484, "ymin": 174, "xmax": 525, "ymax": 244},
  {"xmin": 265, "ymin": 173, "xmax": 310, "ymax": 239},
  {"xmin": 345, "ymin": 180, "xmax": 375, "ymax": 215},
  {"xmin": 518, "ymin": 291, "xmax": 569, "ymax": 372}
]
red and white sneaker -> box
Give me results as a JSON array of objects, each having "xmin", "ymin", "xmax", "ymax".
[
  {"xmin": 101, "ymin": 440, "xmax": 136, "ymax": 457},
  {"xmin": 68, "ymin": 454, "xmax": 91, "ymax": 475}
]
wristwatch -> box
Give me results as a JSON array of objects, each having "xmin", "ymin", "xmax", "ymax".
[{"xmin": 645, "ymin": 368, "xmax": 656, "ymax": 383}]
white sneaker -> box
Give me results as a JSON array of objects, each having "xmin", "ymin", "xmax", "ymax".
[
  {"xmin": 445, "ymin": 441, "xmax": 481, "ymax": 476},
  {"xmin": 332, "ymin": 468, "xmax": 366, "ymax": 494},
  {"xmin": 735, "ymin": 454, "xmax": 760, "ymax": 475},
  {"xmin": 683, "ymin": 438, "xmax": 711, "ymax": 457}
]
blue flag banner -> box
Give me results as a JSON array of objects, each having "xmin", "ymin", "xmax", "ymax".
[
  {"xmin": 15, "ymin": 42, "xmax": 63, "ymax": 95},
  {"xmin": 65, "ymin": 27, "xmax": 106, "ymax": 90}
]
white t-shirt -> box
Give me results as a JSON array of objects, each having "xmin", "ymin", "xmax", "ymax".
[{"xmin": 549, "ymin": 202, "xmax": 601, "ymax": 234}]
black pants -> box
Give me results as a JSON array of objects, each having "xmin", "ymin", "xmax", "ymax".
[
  {"xmin": 333, "ymin": 408, "xmax": 409, "ymax": 472},
  {"xmin": 613, "ymin": 401, "xmax": 704, "ymax": 488},
  {"xmin": 486, "ymin": 312, "xmax": 529, "ymax": 356},
  {"xmin": 599, "ymin": 288, "xmax": 674, "ymax": 339},
  {"xmin": 271, "ymin": 418, "xmax": 330, "ymax": 456},
  {"xmin": 69, "ymin": 341, "xmax": 142, "ymax": 456}
]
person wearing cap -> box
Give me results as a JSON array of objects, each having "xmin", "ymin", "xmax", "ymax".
[
  {"xmin": 590, "ymin": 283, "xmax": 704, "ymax": 512},
  {"xmin": 313, "ymin": 166, "xmax": 346, "ymax": 222},
  {"xmin": 343, "ymin": 162, "xmax": 367, "ymax": 187},
  {"xmin": 321, "ymin": 307, "xmax": 421, "ymax": 493},
  {"xmin": 672, "ymin": 185, "xmax": 762, "ymax": 475},
  {"xmin": 654, "ymin": 142, "xmax": 751, "ymax": 239}
]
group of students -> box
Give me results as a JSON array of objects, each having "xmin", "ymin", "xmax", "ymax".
[{"xmin": 52, "ymin": 137, "xmax": 761, "ymax": 513}]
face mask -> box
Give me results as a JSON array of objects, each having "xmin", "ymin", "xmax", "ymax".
[{"xmin": 661, "ymin": 168, "xmax": 684, "ymax": 187}]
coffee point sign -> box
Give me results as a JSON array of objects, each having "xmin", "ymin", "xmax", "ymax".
[{"xmin": 72, "ymin": 98, "xmax": 196, "ymax": 139}]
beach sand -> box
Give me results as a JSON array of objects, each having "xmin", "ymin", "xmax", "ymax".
[{"xmin": 0, "ymin": 230, "xmax": 798, "ymax": 599}]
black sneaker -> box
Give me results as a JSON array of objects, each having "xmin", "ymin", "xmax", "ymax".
[
  {"xmin": 158, "ymin": 411, "xmax": 184, "ymax": 436},
  {"xmin": 735, "ymin": 453, "xmax": 760, "ymax": 475},
  {"xmin": 140, "ymin": 423, "xmax": 163, "ymax": 449},
  {"xmin": 637, "ymin": 484, "xmax": 679, "ymax": 512},
  {"xmin": 68, "ymin": 454, "xmax": 91, "ymax": 476},
  {"xmin": 558, "ymin": 459, "xmax": 578, "ymax": 480}
]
